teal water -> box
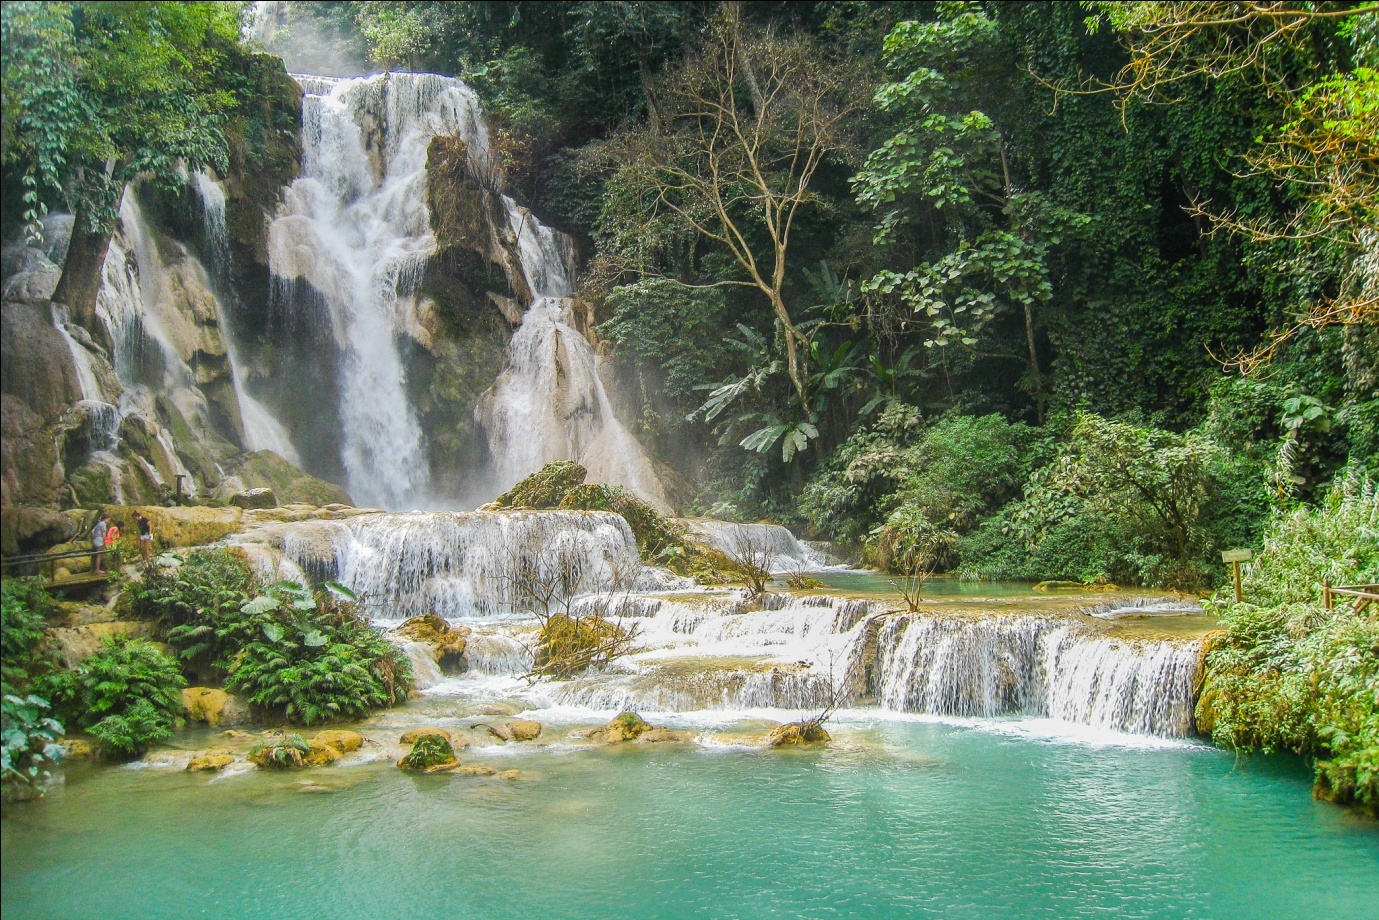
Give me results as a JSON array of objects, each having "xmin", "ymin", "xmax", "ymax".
[
  {"xmin": 4, "ymin": 720, "xmax": 1375, "ymax": 919},
  {"xmin": 803, "ymin": 571, "xmax": 1042, "ymax": 597}
]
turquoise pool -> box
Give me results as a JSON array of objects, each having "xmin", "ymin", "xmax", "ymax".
[{"xmin": 3, "ymin": 718, "xmax": 1375, "ymax": 919}]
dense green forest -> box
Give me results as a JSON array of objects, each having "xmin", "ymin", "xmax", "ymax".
[{"xmin": 236, "ymin": 0, "xmax": 1379, "ymax": 591}]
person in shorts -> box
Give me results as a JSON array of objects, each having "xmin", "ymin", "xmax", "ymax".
[
  {"xmin": 134, "ymin": 512, "xmax": 153, "ymax": 563},
  {"xmin": 90, "ymin": 515, "xmax": 110, "ymax": 573}
]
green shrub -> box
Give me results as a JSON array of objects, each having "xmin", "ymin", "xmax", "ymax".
[
  {"xmin": 398, "ymin": 735, "xmax": 457, "ymax": 771},
  {"xmin": 54, "ymin": 637, "xmax": 187, "ymax": 760},
  {"xmin": 1, "ymin": 578, "xmax": 58, "ymax": 691},
  {"xmin": 1196, "ymin": 471, "xmax": 1378, "ymax": 813},
  {"xmin": 1, "ymin": 692, "xmax": 65, "ymax": 801},
  {"xmin": 248, "ymin": 733, "xmax": 311, "ymax": 768},
  {"xmin": 131, "ymin": 550, "xmax": 257, "ymax": 670},
  {"xmin": 224, "ymin": 581, "xmax": 412, "ymax": 725}
]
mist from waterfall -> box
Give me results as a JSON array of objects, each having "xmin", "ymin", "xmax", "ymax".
[
  {"xmin": 265, "ymin": 73, "xmax": 489, "ymax": 509},
  {"xmin": 479, "ymin": 199, "xmax": 673, "ymax": 512}
]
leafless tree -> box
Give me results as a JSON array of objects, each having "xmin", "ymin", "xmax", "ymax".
[
  {"xmin": 501, "ymin": 523, "xmax": 640, "ymax": 680},
  {"xmin": 725, "ymin": 528, "xmax": 774, "ymax": 600}
]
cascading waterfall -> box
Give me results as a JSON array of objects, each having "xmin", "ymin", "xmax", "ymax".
[
  {"xmin": 479, "ymin": 200, "xmax": 673, "ymax": 512},
  {"xmin": 679, "ymin": 520, "xmax": 832, "ymax": 573},
  {"xmin": 231, "ymin": 509, "xmax": 655, "ymax": 620},
  {"xmin": 227, "ymin": 509, "xmax": 1205, "ymax": 738},
  {"xmin": 265, "ymin": 72, "xmax": 489, "ymax": 508},
  {"xmin": 192, "ymin": 171, "xmax": 301, "ymax": 464},
  {"xmin": 870, "ymin": 614, "xmax": 1201, "ymax": 737}
]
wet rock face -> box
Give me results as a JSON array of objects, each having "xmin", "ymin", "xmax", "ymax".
[
  {"xmin": 394, "ymin": 614, "xmax": 470, "ymax": 673},
  {"xmin": 231, "ymin": 488, "xmax": 277, "ymax": 510}
]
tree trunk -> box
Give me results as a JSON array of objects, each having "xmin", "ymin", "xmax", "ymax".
[
  {"xmin": 771, "ymin": 293, "xmax": 809, "ymax": 411},
  {"xmin": 1023, "ymin": 298, "xmax": 1045, "ymax": 425},
  {"xmin": 641, "ymin": 59, "xmax": 661, "ymax": 133},
  {"xmin": 51, "ymin": 205, "xmax": 114, "ymax": 337}
]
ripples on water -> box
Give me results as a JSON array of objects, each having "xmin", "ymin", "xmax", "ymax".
[{"xmin": 3, "ymin": 719, "xmax": 1376, "ymax": 920}]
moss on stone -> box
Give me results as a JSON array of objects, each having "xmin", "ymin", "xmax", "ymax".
[
  {"xmin": 398, "ymin": 734, "xmax": 459, "ymax": 772},
  {"xmin": 489, "ymin": 461, "xmax": 588, "ymax": 510},
  {"xmin": 233, "ymin": 450, "xmax": 353, "ymax": 507}
]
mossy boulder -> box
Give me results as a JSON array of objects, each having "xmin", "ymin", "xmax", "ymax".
[
  {"xmin": 182, "ymin": 687, "xmax": 230, "ymax": 727},
  {"xmin": 534, "ymin": 613, "xmax": 627, "ymax": 679},
  {"xmin": 585, "ymin": 712, "xmax": 655, "ymax": 744},
  {"xmin": 230, "ymin": 488, "xmax": 277, "ymax": 509},
  {"xmin": 248, "ymin": 733, "xmax": 312, "ymax": 768},
  {"xmin": 302, "ymin": 738, "xmax": 343, "ymax": 767},
  {"xmin": 638, "ymin": 728, "xmax": 698, "ymax": 744},
  {"xmin": 102, "ymin": 505, "xmax": 244, "ymax": 550},
  {"xmin": 767, "ymin": 721, "xmax": 831, "ymax": 747},
  {"xmin": 232, "ymin": 450, "xmax": 353, "ymax": 507},
  {"xmin": 398, "ymin": 727, "xmax": 466, "ymax": 748},
  {"xmin": 506, "ymin": 720, "xmax": 543, "ymax": 742},
  {"xmin": 186, "ymin": 749, "xmax": 235, "ymax": 772},
  {"xmin": 312, "ymin": 730, "xmax": 363, "ymax": 754},
  {"xmin": 486, "ymin": 461, "xmax": 587, "ymax": 510},
  {"xmin": 557, "ymin": 483, "xmax": 680, "ymax": 558},
  {"xmin": 398, "ymin": 735, "xmax": 459, "ymax": 772},
  {"xmin": 394, "ymin": 614, "xmax": 469, "ymax": 671}
]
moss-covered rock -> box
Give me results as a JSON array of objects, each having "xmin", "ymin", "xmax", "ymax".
[
  {"xmin": 533, "ymin": 613, "xmax": 627, "ymax": 679},
  {"xmin": 767, "ymin": 721, "xmax": 831, "ymax": 747},
  {"xmin": 312, "ymin": 730, "xmax": 364, "ymax": 754},
  {"xmin": 506, "ymin": 720, "xmax": 542, "ymax": 742},
  {"xmin": 186, "ymin": 749, "xmax": 235, "ymax": 772},
  {"xmin": 557, "ymin": 483, "xmax": 680, "ymax": 558},
  {"xmin": 102, "ymin": 505, "xmax": 244, "ymax": 549},
  {"xmin": 398, "ymin": 727, "xmax": 464, "ymax": 747},
  {"xmin": 182, "ymin": 687, "xmax": 231, "ymax": 727},
  {"xmin": 585, "ymin": 712, "xmax": 655, "ymax": 744},
  {"xmin": 487, "ymin": 461, "xmax": 587, "ymax": 510},
  {"xmin": 248, "ymin": 733, "xmax": 312, "ymax": 768},
  {"xmin": 394, "ymin": 614, "xmax": 469, "ymax": 671},
  {"xmin": 398, "ymin": 734, "xmax": 459, "ymax": 772},
  {"xmin": 232, "ymin": 450, "xmax": 353, "ymax": 507}
]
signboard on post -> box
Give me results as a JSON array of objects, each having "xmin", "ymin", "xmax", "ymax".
[{"xmin": 1221, "ymin": 549, "xmax": 1253, "ymax": 602}]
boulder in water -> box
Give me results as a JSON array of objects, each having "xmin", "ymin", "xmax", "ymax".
[
  {"xmin": 393, "ymin": 613, "xmax": 468, "ymax": 671},
  {"xmin": 248, "ymin": 733, "xmax": 312, "ymax": 768},
  {"xmin": 485, "ymin": 461, "xmax": 586, "ymax": 510},
  {"xmin": 450, "ymin": 764, "xmax": 497, "ymax": 777},
  {"xmin": 230, "ymin": 488, "xmax": 277, "ymax": 510},
  {"xmin": 61, "ymin": 738, "xmax": 95, "ymax": 760},
  {"xmin": 398, "ymin": 735, "xmax": 459, "ymax": 772},
  {"xmin": 506, "ymin": 720, "xmax": 542, "ymax": 742},
  {"xmin": 303, "ymin": 738, "xmax": 343, "ymax": 767},
  {"xmin": 186, "ymin": 749, "xmax": 235, "ymax": 772},
  {"xmin": 584, "ymin": 712, "xmax": 655, "ymax": 744},
  {"xmin": 638, "ymin": 728, "xmax": 698, "ymax": 744},
  {"xmin": 399, "ymin": 727, "xmax": 466, "ymax": 748},
  {"xmin": 767, "ymin": 721, "xmax": 831, "ymax": 747},
  {"xmin": 312, "ymin": 730, "xmax": 363, "ymax": 754}
]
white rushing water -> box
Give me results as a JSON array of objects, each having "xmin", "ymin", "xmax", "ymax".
[
  {"xmin": 478, "ymin": 190, "xmax": 672, "ymax": 512},
  {"xmin": 265, "ymin": 73, "xmax": 485, "ymax": 508},
  {"xmin": 678, "ymin": 520, "xmax": 833, "ymax": 573},
  {"xmin": 192, "ymin": 170, "xmax": 302, "ymax": 464},
  {"xmin": 230, "ymin": 510, "xmax": 1205, "ymax": 739}
]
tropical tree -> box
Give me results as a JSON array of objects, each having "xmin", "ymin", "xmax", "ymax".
[{"xmin": 1, "ymin": 1, "xmax": 244, "ymax": 332}]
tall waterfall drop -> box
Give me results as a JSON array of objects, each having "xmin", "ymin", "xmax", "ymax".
[
  {"xmin": 265, "ymin": 73, "xmax": 485, "ymax": 509},
  {"xmin": 479, "ymin": 200, "xmax": 673, "ymax": 512}
]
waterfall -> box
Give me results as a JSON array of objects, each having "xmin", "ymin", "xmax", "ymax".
[
  {"xmin": 232, "ymin": 509, "xmax": 648, "ymax": 620},
  {"xmin": 679, "ymin": 520, "xmax": 832, "ymax": 572},
  {"xmin": 50, "ymin": 304, "xmax": 106, "ymax": 404},
  {"xmin": 192, "ymin": 171, "xmax": 301, "ymax": 464},
  {"xmin": 479, "ymin": 200, "xmax": 673, "ymax": 512},
  {"xmin": 869, "ymin": 614, "xmax": 1201, "ymax": 737},
  {"xmin": 265, "ymin": 73, "xmax": 489, "ymax": 509}
]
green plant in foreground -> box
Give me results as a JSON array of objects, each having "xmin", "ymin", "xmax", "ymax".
[
  {"xmin": 1, "ymin": 692, "xmax": 65, "ymax": 800},
  {"xmin": 225, "ymin": 581, "xmax": 412, "ymax": 725},
  {"xmin": 53, "ymin": 637, "xmax": 187, "ymax": 760}
]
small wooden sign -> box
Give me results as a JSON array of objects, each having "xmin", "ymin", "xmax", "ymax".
[{"xmin": 1221, "ymin": 548, "xmax": 1253, "ymax": 564}]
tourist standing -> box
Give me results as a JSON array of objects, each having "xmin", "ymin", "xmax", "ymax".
[
  {"xmin": 90, "ymin": 515, "xmax": 109, "ymax": 573},
  {"xmin": 104, "ymin": 519, "xmax": 122, "ymax": 568},
  {"xmin": 135, "ymin": 512, "xmax": 153, "ymax": 563}
]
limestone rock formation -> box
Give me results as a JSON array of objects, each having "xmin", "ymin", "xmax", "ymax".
[
  {"xmin": 230, "ymin": 488, "xmax": 277, "ymax": 509},
  {"xmin": 584, "ymin": 712, "xmax": 655, "ymax": 744},
  {"xmin": 767, "ymin": 721, "xmax": 832, "ymax": 747},
  {"xmin": 186, "ymin": 749, "xmax": 236, "ymax": 772}
]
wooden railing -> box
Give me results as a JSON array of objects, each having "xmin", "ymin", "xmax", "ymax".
[
  {"xmin": 1323, "ymin": 581, "xmax": 1379, "ymax": 615},
  {"xmin": 0, "ymin": 547, "xmax": 121, "ymax": 586}
]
